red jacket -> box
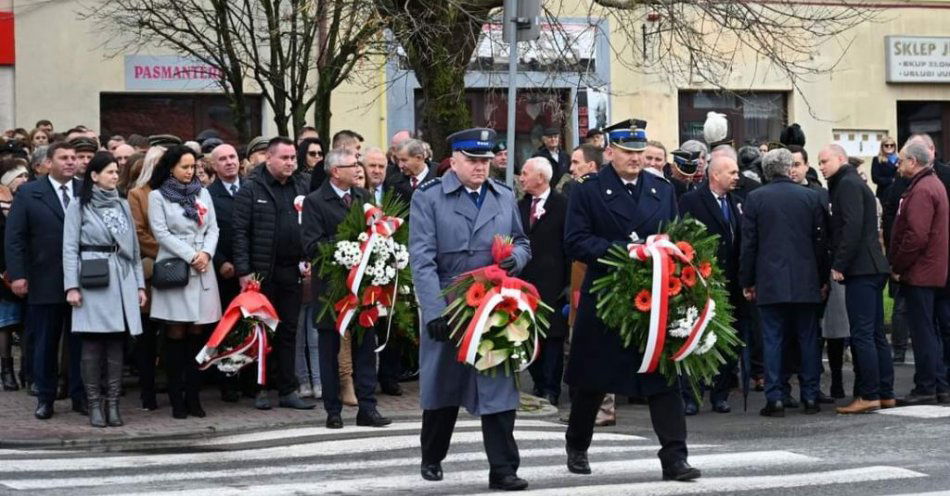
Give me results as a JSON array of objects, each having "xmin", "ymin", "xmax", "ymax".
[{"xmin": 889, "ymin": 168, "xmax": 949, "ymax": 287}]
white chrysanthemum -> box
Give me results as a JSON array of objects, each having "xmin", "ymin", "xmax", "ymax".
[
  {"xmin": 358, "ymin": 232, "xmax": 369, "ymax": 242},
  {"xmin": 686, "ymin": 307, "xmax": 699, "ymax": 322},
  {"xmin": 668, "ymin": 320, "xmax": 691, "ymax": 338},
  {"xmin": 385, "ymin": 266, "xmax": 396, "ymax": 279},
  {"xmin": 695, "ymin": 332, "xmax": 718, "ymax": 355}
]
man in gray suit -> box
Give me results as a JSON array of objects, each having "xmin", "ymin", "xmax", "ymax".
[{"xmin": 410, "ymin": 128, "xmax": 531, "ymax": 491}]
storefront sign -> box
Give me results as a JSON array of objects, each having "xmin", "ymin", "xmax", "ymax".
[
  {"xmin": 885, "ymin": 36, "xmax": 950, "ymax": 83},
  {"xmin": 125, "ymin": 55, "xmax": 223, "ymax": 91}
]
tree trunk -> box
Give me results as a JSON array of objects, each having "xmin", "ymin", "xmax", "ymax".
[
  {"xmin": 313, "ymin": 86, "xmax": 333, "ymax": 143},
  {"xmin": 227, "ymin": 85, "xmax": 251, "ymax": 144}
]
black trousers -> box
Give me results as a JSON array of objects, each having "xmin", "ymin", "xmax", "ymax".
[
  {"xmin": 318, "ymin": 327, "xmax": 378, "ymax": 415},
  {"xmin": 377, "ymin": 325, "xmax": 402, "ymax": 386},
  {"xmin": 421, "ymin": 406, "xmax": 519, "ymax": 479},
  {"xmin": 28, "ymin": 303, "xmax": 82, "ymax": 404},
  {"xmin": 566, "ymin": 388, "xmax": 687, "ymax": 468},
  {"xmin": 261, "ymin": 268, "xmax": 301, "ymax": 397},
  {"xmin": 529, "ymin": 336, "xmax": 565, "ymax": 398},
  {"xmin": 136, "ymin": 317, "xmax": 158, "ymax": 403}
]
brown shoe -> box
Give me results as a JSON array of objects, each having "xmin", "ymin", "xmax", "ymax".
[
  {"xmin": 880, "ymin": 398, "xmax": 897, "ymax": 409},
  {"xmin": 836, "ymin": 398, "xmax": 881, "ymax": 414}
]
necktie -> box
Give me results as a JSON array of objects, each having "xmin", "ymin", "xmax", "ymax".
[
  {"xmin": 342, "ymin": 192, "xmax": 352, "ymax": 208},
  {"xmin": 469, "ymin": 191, "xmax": 480, "ymax": 207},
  {"xmin": 625, "ymin": 183, "xmax": 636, "ymax": 195},
  {"xmin": 529, "ymin": 197, "xmax": 540, "ymax": 228},
  {"xmin": 411, "ymin": 177, "xmax": 419, "ymax": 189},
  {"xmin": 60, "ymin": 185, "xmax": 70, "ymax": 209},
  {"xmin": 230, "ymin": 184, "xmax": 238, "ymax": 196},
  {"xmin": 719, "ymin": 196, "xmax": 731, "ymax": 224}
]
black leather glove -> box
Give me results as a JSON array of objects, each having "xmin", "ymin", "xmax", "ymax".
[
  {"xmin": 427, "ymin": 317, "xmax": 451, "ymax": 342},
  {"xmin": 498, "ymin": 256, "xmax": 517, "ymax": 275}
]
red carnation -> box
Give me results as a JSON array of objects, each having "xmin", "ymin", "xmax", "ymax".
[
  {"xmin": 668, "ymin": 277, "xmax": 682, "ymax": 296},
  {"xmin": 676, "ymin": 241, "xmax": 695, "ymax": 262},
  {"xmin": 496, "ymin": 297, "xmax": 519, "ymax": 315},
  {"xmin": 699, "ymin": 261, "xmax": 713, "ymax": 279}
]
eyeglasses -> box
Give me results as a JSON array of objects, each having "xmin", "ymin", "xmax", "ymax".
[
  {"xmin": 308, "ymin": 151, "xmax": 323, "ymax": 157},
  {"xmin": 883, "ymin": 143, "xmax": 895, "ymax": 148}
]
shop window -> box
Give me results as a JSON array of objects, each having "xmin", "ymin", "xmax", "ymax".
[
  {"xmin": 897, "ymin": 101, "xmax": 949, "ymax": 161},
  {"xmin": 100, "ymin": 93, "xmax": 263, "ymax": 143},
  {"xmin": 678, "ymin": 91, "xmax": 788, "ymax": 149}
]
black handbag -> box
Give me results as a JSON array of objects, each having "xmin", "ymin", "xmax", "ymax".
[
  {"xmin": 152, "ymin": 258, "xmax": 190, "ymax": 289},
  {"xmin": 79, "ymin": 256, "xmax": 110, "ymax": 289}
]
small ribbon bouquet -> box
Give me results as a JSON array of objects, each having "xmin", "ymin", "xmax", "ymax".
[
  {"xmin": 314, "ymin": 192, "xmax": 416, "ymax": 349},
  {"xmin": 442, "ymin": 235, "xmax": 551, "ymax": 375},
  {"xmin": 195, "ymin": 279, "xmax": 278, "ymax": 385},
  {"xmin": 591, "ymin": 217, "xmax": 740, "ymax": 398}
]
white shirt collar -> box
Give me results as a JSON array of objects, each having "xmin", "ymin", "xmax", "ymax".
[
  {"xmin": 329, "ymin": 181, "xmax": 350, "ymax": 199},
  {"xmin": 621, "ymin": 177, "xmax": 637, "ymax": 187},
  {"xmin": 412, "ymin": 166, "xmax": 429, "ymax": 184},
  {"xmin": 221, "ymin": 177, "xmax": 240, "ymax": 189},
  {"xmin": 532, "ymin": 188, "xmax": 551, "ymax": 203},
  {"xmin": 48, "ymin": 175, "xmax": 70, "ymax": 191},
  {"xmin": 644, "ymin": 167, "xmax": 663, "ymax": 177}
]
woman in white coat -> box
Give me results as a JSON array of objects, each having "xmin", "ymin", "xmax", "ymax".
[
  {"xmin": 148, "ymin": 145, "xmax": 221, "ymax": 419},
  {"xmin": 63, "ymin": 152, "xmax": 147, "ymax": 427}
]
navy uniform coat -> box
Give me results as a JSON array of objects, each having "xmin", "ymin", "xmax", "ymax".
[
  {"xmin": 409, "ymin": 171, "xmax": 531, "ymax": 416},
  {"xmin": 563, "ymin": 164, "xmax": 678, "ymax": 397}
]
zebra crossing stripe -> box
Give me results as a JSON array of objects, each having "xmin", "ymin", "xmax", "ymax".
[
  {"xmin": 0, "ymin": 444, "xmax": 717, "ymax": 490},
  {"xmin": 876, "ymin": 405, "xmax": 950, "ymax": 419},
  {"xmin": 465, "ymin": 466, "xmax": 926, "ymax": 496},
  {"xmin": 0, "ymin": 430, "xmax": 640, "ymax": 473},
  {"xmin": 192, "ymin": 419, "xmax": 608, "ymax": 447},
  {"xmin": 101, "ymin": 450, "xmax": 818, "ymax": 496}
]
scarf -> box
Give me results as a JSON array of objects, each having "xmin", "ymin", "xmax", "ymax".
[
  {"xmin": 159, "ymin": 176, "xmax": 203, "ymax": 223},
  {"xmin": 87, "ymin": 186, "xmax": 137, "ymax": 267}
]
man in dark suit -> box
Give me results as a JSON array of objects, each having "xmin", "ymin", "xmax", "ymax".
[
  {"xmin": 301, "ymin": 147, "xmax": 391, "ymax": 429},
  {"xmin": 817, "ymin": 144, "xmax": 894, "ymax": 414},
  {"xmin": 563, "ymin": 122, "xmax": 699, "ymax": 482},
  {"xmin": 533, "ymin": 127, "xmax": 569, "ymax": 188},
  {"xmin": 517, "ymin": 157, "xmax": 569, "ymax": 407},
  {"xmin": 740, "ymin": 148, "xmax": 829, "ymax": 417},
  {"xmin": 386, "ymin": 138, "xmax": 437, "ymax": 202},
  {"xmin": 5, "ymin": 141, "xmax": 84, "ymax": 419},
  {"xmin": 208, "ymin": 144, "xmax": 246, "ymax": 403},
  {"xmin": 677, "ymin": 147, "xmax": 743, "ymax": 415}
]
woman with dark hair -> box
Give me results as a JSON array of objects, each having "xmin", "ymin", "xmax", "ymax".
[
  {"xmin": 147, "ymin": 145, "xmax": 221, "ymax": 419},
  {"xmin": 0, "ymin": 158, "xmax": 27, "ymax": 391},
  {"xmin": 62, "ymin": 151, "xmax": 147, "ymax": 427},
  {"xmin": 299, "ymin": 137, "xmax": 328, "ymax": 190}
]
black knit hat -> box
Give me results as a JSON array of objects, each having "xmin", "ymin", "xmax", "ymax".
[{"xmin": 779, "ymin": 123, "xmax": 806, "ymax": 147}]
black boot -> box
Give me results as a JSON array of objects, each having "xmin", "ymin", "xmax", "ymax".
[
  {"xmin": 184, "ymin": 335, "xmax": 205, "ymax": 418},
  {"xmin": 81, "ymin": 353, "xmax": 106, "ymax": 428},
  {"xmin": 105, "ymin": 341, "xmax": 124, "ymax": 427},
  {"xmin": 1, "ymin": 357, "xmax": 18, "ymax": 391},
  {"xmin": 164, "ymin": 338, "xmax": 187, "ymax": 419},
  {"xmin": 828, "ymin": 338, "xmax": 845, "ymax": 398}
]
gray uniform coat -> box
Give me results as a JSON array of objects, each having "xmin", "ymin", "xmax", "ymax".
[
  {"xmin": 148, "ymin": 188, "xmax": 222, "ymax": 325},
  {"xmin": 62, "ymin": 200, "xmax": 145, "ymax": 335},
  {"xmin": 409, "ymin": 171, "xmax": 531, "ymax": 416}
]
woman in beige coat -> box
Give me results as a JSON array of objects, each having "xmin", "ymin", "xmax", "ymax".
[{"xmin": 147, "ymin": 145, "xmax": 220, "ymax": 419}]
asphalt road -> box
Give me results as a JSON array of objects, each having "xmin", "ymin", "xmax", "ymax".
[{"xmin": 1, "ymin": 364, "xmax": 948, "ymax": 496}]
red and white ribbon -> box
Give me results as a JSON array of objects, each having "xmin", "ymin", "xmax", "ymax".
[
  {"xmin": 335, "ymin": 204, "xmax": 404, "ymax": 340},
  {"xmin": 456, "ymin": 273, "xmax": 541, "ymax": 372},
  {"xmin": 294, "ymin": 195, "xmax": 305, "ymax": 224},
  {"xmin": 196, "ymin": 304, "xmax": 278, "ymax": 386}
]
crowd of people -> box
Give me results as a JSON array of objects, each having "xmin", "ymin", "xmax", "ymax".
[{"xmin": 0, "ymin": 114, "xmax": 947, "ymax": 489}]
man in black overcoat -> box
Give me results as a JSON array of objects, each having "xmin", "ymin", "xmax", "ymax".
[
  {"xmin": 563, "ymin": 122, "xmax": 699, "ymax": 482},
  {"xmin": 517, "ymin": 157, "xmax": 569, "ymax": 406}
]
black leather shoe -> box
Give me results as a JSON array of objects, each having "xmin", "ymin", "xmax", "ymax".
[
  {"xmin": 760, "ymin": 400, "xmax": 785, "ymax": 417},
  {"xmin": 489, "ymin": 474, "xmax": 529, "ymax": 491},
  {"xmin": 566, "ymin": 446, "xmax": 591, "ymax": 474},
  {"xmin": 782, "ymin": 396, "xmax": 799, "ymax": 409},
  {"xmin": 937, "ymin": 392, "xmax": 950, "ymax": 404},
  {"xmin": 817, "ymin": 391, "xmax": 835, "ymax": 404},
  {"xmin": 72, "ymin": 397, "xmax": 89, "ymax": 416},
  {"xmin": 356, "ymin": 409, "xmax": 392, "ymax": 427},
  {"xmin": 420, "ymin": 463, "xmax": 443, "ymax": 481},
  {"xmin": 892, "ymin": 351, "xmax": 905, "ymax": 364},
  {"xmin": 380, "ymin": 382, "xmax": 403, "ymax": 396},
  {"xmin": 711, "ymin": 400, "xmax": 731, "ymax": 413},
  {"xmin": 278, "ymin": 392, "xmax": 317, "ymax": 410},
  {"xmin": 662, "ymin": 460, "xmax": 702, "ymax": 481},
  {"xmin": 896, "ymin": 392, "xmax": 937, "ymax": 406},
  {"xmin": 325, "ymin": 414, "xmax": 343, "ymax": 429},
  {"xmin": 34, "ymin": 401, "xmax": 53, "ymax": 420},
  {"xmin": 27, "ymin": 382, "xmax": 38, "ymax": 397},
  {"xmin": 802, "ymin": 400, "xmax": 820, "ymax": 414},
  {"xmin": 684, "ymin": 401, "xmax": 699, "ymax": 416}
]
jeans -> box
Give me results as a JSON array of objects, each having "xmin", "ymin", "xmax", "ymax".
[
  {"xmin": 902, "ymin": 285, "xmax": 946, "ymax": 395},
  {"xmin": 295, "ymin": 304, "xmax": 320, "ymax": 389},
  {"xmin": 844, "ymin": 274, "xmax": 894, "ymax": 400},
  {"xmin": 932, "ymin": 291, "xmax": 950, "ymax": 393},
  {"xmin": 758, "ymin": 303, "xmax": 820, "ymax": 403}
]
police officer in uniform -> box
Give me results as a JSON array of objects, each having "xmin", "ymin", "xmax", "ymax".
[
  {"xmin": 410, "ymin": 128, "xmax": 532, "ymax": 491},
  {"xmin": 563, "ymin": 122, "xmax": 701, "ymax": 481}
]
